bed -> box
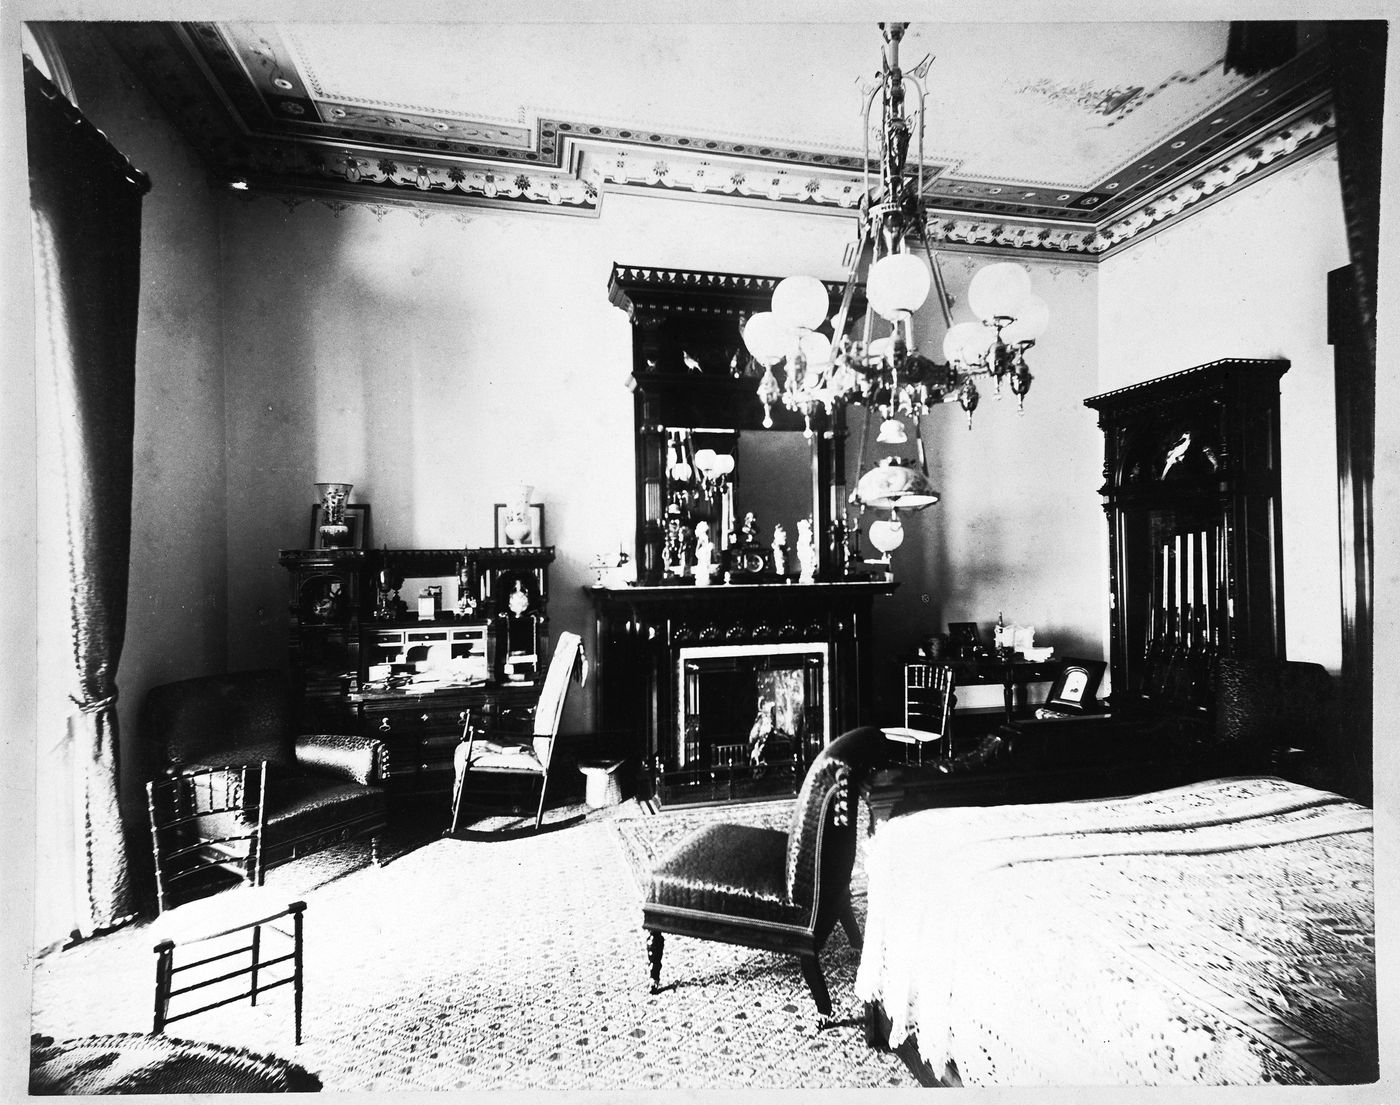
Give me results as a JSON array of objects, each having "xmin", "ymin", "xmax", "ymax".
[{"xmin": 855, "ymin": 775, "xmax": 1377, "ymax": 1086}]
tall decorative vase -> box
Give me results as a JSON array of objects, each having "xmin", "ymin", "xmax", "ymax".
[
  {"xmin": 315, "ymin": 482, "xmax": 354, "ymax": 548},
  {"xmin": 503, "ymin": 484, "xmax": 534, "ymax": 545}
]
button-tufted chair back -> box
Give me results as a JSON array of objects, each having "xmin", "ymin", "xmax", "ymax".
[{"xmin": 784, "ymin": 725, "xmax": 886, "ymax": 930}]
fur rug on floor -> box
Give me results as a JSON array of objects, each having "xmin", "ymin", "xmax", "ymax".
[{"xmin": 29, "ymin": 799, "xmax": 910, "ymax": 1091}]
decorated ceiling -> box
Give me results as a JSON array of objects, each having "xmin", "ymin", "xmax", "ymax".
[{"xmin": 102, "ymin": 20, "xmax": 1336, "ymax": 256}]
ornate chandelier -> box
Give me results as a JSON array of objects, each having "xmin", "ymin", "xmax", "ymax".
[{"xmin": 741, "ymin": 23, "xmax": 1050, "ymax": 440}]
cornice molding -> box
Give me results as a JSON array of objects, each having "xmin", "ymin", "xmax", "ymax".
[{"xmin": 111, "ymin": 21, "xmax": 1338, "ymax": 258}]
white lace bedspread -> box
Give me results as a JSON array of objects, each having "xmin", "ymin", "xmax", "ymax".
[{"xmin": 854, "ymin": 776, "xmax": 1376, "ymax": 1085}]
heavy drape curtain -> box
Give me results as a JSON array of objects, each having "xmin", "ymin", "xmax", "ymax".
[{"xmin": 26, "ymin": 57, "xmax": 149, "ymax": 943}]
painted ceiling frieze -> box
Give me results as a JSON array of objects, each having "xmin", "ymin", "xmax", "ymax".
[{"xmin": 100, "ymin": 20, "xmax": 1340, "ymax": 258}]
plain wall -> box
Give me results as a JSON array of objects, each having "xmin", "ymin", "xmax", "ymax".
[
  {"xmin": 1098, "ymin": 148, "xmax": 1349, "ymax": 673},
  {"xmin": 216, "ymin": 190, "xmax": 1106, "ymax": 726}
]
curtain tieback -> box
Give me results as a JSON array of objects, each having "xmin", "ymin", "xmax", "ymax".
[{"xmin": 71, "ymin": 692, "xmax": 118, "ymax": 715}]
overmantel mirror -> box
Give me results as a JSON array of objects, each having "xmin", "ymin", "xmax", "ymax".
[{"xmin": 608, "ymin": 264, "xmax": 867, "ymax": 586}]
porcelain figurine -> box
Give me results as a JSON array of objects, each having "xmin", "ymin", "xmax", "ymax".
[
  {"xmin": 693, "ymin": 521, "xmax": 714, "ymax": 586},
  {"xmin": 796, "ymin": 518, "xmax": 817, "ymax": 584}
]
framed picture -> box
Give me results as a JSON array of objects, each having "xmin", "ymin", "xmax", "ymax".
[
  {"xmin": 493, "ymin": 503, "xmax": 546, "ymax": 548},
  {"xmin": 1043, "ymin": 657, "xmax": 1107, "ymax": 712},
  {"xmin": 946, "ymin": 621, "xmax": 981, "ymax": 659},
  {"xmin": 309, "ymin": 503, "xmax": 370, "ymax": 550}
]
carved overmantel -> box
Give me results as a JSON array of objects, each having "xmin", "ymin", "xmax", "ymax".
[{"xmin": 608, "ymin": 263, "xmax": 871, "ymax": 585}]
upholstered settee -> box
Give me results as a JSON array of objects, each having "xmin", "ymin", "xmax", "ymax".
[{"xmin": 140, "ymin": 669, "xmax": 387, "ymax": 875}]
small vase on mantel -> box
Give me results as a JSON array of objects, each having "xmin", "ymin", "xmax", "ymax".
[
  {"xmin": 503, "ymin": 484, "xmax": 535, "ymax": 546},
  {"xmin": 315, "ymin": 482, "xmax": 354, "ymax": 548}
]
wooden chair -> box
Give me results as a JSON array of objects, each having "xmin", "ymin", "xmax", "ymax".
[
  {"xmin": 153, "ymin": 901, "xmax": 306, "ymax": 1045},
  {"xmin": 643, "ymin": 725, "xmax": 886, "ymax": 1023},
  {"xmin": 140, "ymin": 670, "xmax": 387, "ymax": 877},
  {"xmin": 883, "ymin": 663, "xmax": 955, "ymax": 765},
  {"xmin": 146, "ymin": 764, "xmax": 267, "ymax": 914},
  {"xmin": 448, "ymin": 630, "xmax": 584, "ymax": 833}
]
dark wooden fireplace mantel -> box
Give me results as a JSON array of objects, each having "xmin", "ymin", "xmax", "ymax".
[{"xmin": 587, "ymin": 580, "xmax": 896, "ymax": 806}]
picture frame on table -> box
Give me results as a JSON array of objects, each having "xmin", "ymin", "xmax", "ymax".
[
  {"xmin": 1043, "ymin": 657, "xmax": 1107, "ymax": 712},
  {"xmin": 494, "ymin": 503, "xmax": 546, "ymax": 548},
  {"xmin": 309, "ymin": 503, "xmax": 370, "ymax": 550},
  {"xmin": 946, "ymin": 621, "xmax": 981, "ymax": 659}
]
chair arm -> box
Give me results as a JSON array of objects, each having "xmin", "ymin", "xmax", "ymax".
[{"xmin": 293, "ymin": 733, "xmax": 383, "ymax": 786}]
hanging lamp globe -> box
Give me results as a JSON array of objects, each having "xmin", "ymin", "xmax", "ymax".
[
  {"xmin": 868, "ymin": 513, "xmax": 906, "ymax": 555},
  {"xmin": 866, "ymin": 251, "xmax": 933, "ymax": 321},
  {"xmin": 770, "ymin": 275, "xmax": 831, "ymax": 331},
  {"xmin": 967, "ymin": 261, "xmax": 1032, "ymax": 321},
  {"xmin": 741, "ymin": 311, "xmax": 788, "ymax": 366}
]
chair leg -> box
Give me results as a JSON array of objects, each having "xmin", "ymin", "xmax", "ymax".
[
  {"xmin": 534, "ymin": 773, "xmax": 549, "ymax": 831},
  {"xmin": 449, "ymin": 774, "xmax": 463, "ymax": 836},
  {"xmin": 646, "ymin": 930, "xmax": 664, "ymax": 993},
  {"xmin": 839, "ymin": 899, "xmax": 863, "ymax": 950},
  {"xmin": 798, "ymin": 954, "xmax": 832, "ymax": 1018}
]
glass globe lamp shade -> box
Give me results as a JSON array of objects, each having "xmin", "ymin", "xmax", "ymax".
[
  {"xmin": 999, "ymin": 293, "xmax": 1050, "ymax": 345},
  {"xmin": 797, "ymin": 329, "xmax": 833, "ymax": 367},
  {"xmin": 968, "ymin": 262, "xmax": 1032, "ymax": 322},
  {"xmin": 771, "ymin": 275, "xmax": 831, "ymax": 331},
  {"xmin": 942, "ymin": 321, "xmax": 992, "ymax": 365},
  {"xmin": 868, "ymin": 336, "xmax": 895, "ymax": 361},
  {"xmin": 854, "ymin": 458, "xmax": 941, "ymax": 511},
  {"xmin": 867, "ymin": 252, "xmax": 932, "ymax": 321},
  {"xmin": 742, "ymin": 311, "xmax": 788, "ymax": 366},
  {"xmin": 868, "ymin": 513, "xmax": 906, "ymax": 555},
  {"xmin": 694, "ymin": 448, "xmax": 735, "ymax": 481}
]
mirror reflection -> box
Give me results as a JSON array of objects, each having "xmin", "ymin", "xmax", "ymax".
[{"xmin": 661, "ymin": 427, "xmax": 817, "ymax": 582}]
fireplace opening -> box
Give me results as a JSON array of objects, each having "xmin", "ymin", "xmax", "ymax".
[{"xmin": 669, "ymin": 642, "xmax": 831, "ymax": 804}]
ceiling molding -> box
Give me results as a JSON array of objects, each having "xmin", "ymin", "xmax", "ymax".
[{"xmin": 103, "ymin": 21, "xmax": 1339, "ymax": 259}]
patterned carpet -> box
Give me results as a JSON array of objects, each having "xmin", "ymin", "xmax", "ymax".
[{"xmin": 29, "ymin": 797, "xmax": 911, "ymax": 1091}]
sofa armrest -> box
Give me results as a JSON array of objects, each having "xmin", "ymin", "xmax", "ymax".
[{"xmin": 294, "ymin": 733, "xmax": 383, "ymax": 786}]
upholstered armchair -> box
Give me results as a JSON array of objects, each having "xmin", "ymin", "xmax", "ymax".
[
  {"xmin": 643, "ymin": 725, "xmax": 886, "ymax": 1022},
  {"xmin": 1208, "ymin": 656, "xmax": 1342, "ymax": 788},
  {"xmin": 140, "ymin": 670, "xmax": 387, "ymax": 881}
]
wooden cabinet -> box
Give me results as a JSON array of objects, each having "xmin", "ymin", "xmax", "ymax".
[
  {"xmin": 277, "ymin": 549, "xmax": 369, "ymax": 729},
  {"xmin": 1084, "ymin": 358, "xmax": 1288, "ymax": 709},
  {"xmin": 280, "ymin": 545, "xmax": 556, "ymax": 802}
]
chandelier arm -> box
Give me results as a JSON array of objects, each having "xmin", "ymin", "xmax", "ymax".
[
  {"xmin": 914, "ymin": 415, "xmax": 930, "ymax": 477},
  {"xmin": 924, "ymin": 241, "xmax": 955, "ymax": 329},
  {"xmin": 830, "ymin": 220, "xmax": 873, "ymax": 348},
  {"xmin": 854, "ymin": 404, "xmax": 872, "ymax": 513},
  {"xmin": 861, "ymin": 84, "xmax": 881, "ymax": 204},
  {"xmin": 906, "ymin": 73, "xmax": 927, "ymax": 204}
]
